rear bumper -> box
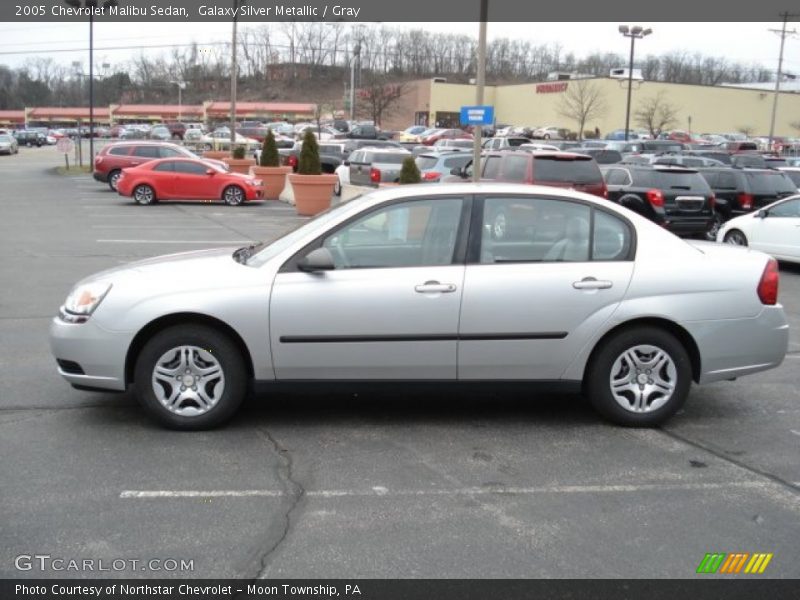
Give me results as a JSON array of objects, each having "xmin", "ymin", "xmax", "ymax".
[
  {"xmin": 93, "ymin": 171, "xmax": 108, "ymax": 183},
  {"xmin": 683, "ymin": 306, "xmax": 789, "ymax": 384},
  {"xmin": 663, "ymin": 216, "xmax": 714, "ymax": 235}
]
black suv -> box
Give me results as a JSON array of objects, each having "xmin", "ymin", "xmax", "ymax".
[
  {"xmin": 698, "ymin": 167, "xmax": 797, "ymax": 221},
  {"xmin": 13, "ymin": 130, "xmax": 46, "ymax": 147},
  {"xmin": 601, "ymin": 165, "xmax": 716, "ymax": 237}
]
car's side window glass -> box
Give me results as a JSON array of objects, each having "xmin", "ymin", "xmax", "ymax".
[
  {"xmin": 153, "ymin": 161, "xmax": 174, "ymax": 172},
  {"xmin": 321, "ymin": 198, "xmax": 463, "ymax": 269},
  {"xmin": 133, "ymin": 146, "xmax": 160, "ymax": 158},
  {"xmin": 480, "ymin": 197, "xmax": 591, "ymax": 263},
  {"xmin": 501, "ymin": 155, "xmax": 528, "ymax": 182},
  {"xmin": 482, "ymin": 156, "xmax": 501, "ymax": 179},
  {"xmin": 174, "ymin": 161, "xmax": 208, "ymax": 175},
  {"xmin": 159, "ymin": 147, "xmax": 182, "ymax": 158},
  {"xmin": 593, "ymin": 210, "xmax": 632, "ymax": 261},
  {"xmin": 109, "ymin": 147, "xmax": 129, "ymax": 156},
  {"xmin": 768, "ymin": 199, "xmax": 800, "ymax": 218}
]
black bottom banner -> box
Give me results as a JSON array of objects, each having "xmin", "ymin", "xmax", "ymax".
[{"xmin": 2, "ymin": 579, "xmax": 798, "ymax": 600}]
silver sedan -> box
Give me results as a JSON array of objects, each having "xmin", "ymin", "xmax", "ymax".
[{"xmin": 50, "ymin": 183, "xmax": 789, "ymax": 429}]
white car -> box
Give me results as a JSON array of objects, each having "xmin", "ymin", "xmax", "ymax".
[
  {"xmin": 717, "ymin": 194, "xmax": 800, "ymax": 264},
  {"xmin": 333, "ymin": 163, "xmax": 350, "ymax": 196},
  {"xmin": 533, "ymin": 126, "xmax": 562, "ymax": 140}
]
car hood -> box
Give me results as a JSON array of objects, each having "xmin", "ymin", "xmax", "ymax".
[{"xmin": 78, "ymin": 247, "xmax": 249, "ymax": 287}]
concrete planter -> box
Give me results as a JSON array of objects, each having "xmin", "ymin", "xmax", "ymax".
[
  {"xmin": 250, "ymin": 165, "xmax": 292, "ymax": 200},
  {"xmin": 288, "ymin": 173, "xmax": 338, "ymax": 216},
  {"xmin": 223, "ymin": 157, "xmax": 256, "ymax": 175},
  {"xmin": 202, "ymin": 150, "xmax": 229, "ymax": 160}
]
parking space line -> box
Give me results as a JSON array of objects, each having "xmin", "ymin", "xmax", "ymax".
[
  {"xmin": 97, "ymin": 239, "xmax": 253, "ymax": 244},
  {"xmin": 120, "ymin": 480, "xmax": 773, "ymax": 499},
  {"xmin": 91, "ymin": 225, "xmax": 224, "ymax": 229}
]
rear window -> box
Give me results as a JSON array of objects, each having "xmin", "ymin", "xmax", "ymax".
[
  {"xmin": 653, "ymin": 170, "xmax": 709, "ymax": 190},
  {"xmin": 444, "ymin": 155, "xmax": 472, "ymax": 169},
  {"xmin": 507, "ymin": 138, "xmax": 528, "ymax": 147},
  {"xmin": 368, "ymin": 152, "xmax": 408, "ymax": 164},
  {"xmin": 643, "ymin": 142, "xmax": 683, "ymax": 153},
  {"xmin": 534, "ymin": 156, "xmax": 602, "ymax": 184},
  {"xmin": 747, "ymin": 172, "xmax": 798, "ymax": 195},
  {"xmin": 416, "ymin": 156, "xmax": 439, "ymax": 170},
  {"xmin": 782, "ymin": 171, "xmax": 800, "ymax": 186}
]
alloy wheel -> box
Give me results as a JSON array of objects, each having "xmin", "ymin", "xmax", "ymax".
[{"xmin": 224, "ymin": 186, "xmax": 244, "ymax": 205}]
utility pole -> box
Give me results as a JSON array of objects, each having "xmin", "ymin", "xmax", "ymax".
[
  {"xmin": 229, "ymin": 0, "xmax": 240, "ymax": 149},
  {"xmin": 768, "ymin": 13, "xmax": 798, "ymax": 149},
  {"xmin": 472, "ymin": 0, "xmax": 487, "ymax": 182}
]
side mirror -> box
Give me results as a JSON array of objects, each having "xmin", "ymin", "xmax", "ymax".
[
  {"xmin": 297, "ymin": 247, "xmax": 336, "ymax": 272},
  {"xmin": 343, "ymin": 160, "xmax": 350, "ymax": 166},
  {"xmin": 756, "ymin": 209, "xmax": 767, "ymax": 219}
]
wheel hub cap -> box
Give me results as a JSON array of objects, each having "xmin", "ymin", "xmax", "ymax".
[
  {"xmin": 151, "ymin": 346, "xmax": 224, "ymax": 417},
  {"xmin": 609, "ymin": 344, "xmax": 676, "ymax": 414}
]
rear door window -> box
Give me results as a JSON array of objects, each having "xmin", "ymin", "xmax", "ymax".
[
  {"xmin": 132, "ymin": 146, "xmax": 161, "ymax": 159},
  {"xmin": 482, "ymin": 156, "xmax": 501, "ymax": 179},
  {"xmin": 500, "ymin": 155, "xmax": 529, "ymax": 182},
  {"xmin": 534, "ymin": 156, "xmax": 602, "ymax": 184}
]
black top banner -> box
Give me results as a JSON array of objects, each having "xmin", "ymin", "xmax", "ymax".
[{"xmin": 2, "ymin": 0, "xmax": 798, "ymax": 22}]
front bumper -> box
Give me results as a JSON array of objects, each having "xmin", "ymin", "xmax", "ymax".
[{"xmin": 49, "ymin": 314, "xmax": 131, "ymax": 392}]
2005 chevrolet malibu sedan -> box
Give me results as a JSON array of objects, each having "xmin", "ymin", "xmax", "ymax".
[{"xmin": 50, "ymin": 183, "xmax": 789, "ymax": 429}]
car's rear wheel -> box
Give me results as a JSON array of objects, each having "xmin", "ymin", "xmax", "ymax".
[
  {"xmin": 134, "ymin": 324, "xmax": 247, "ymax": 430},
  {"xmin": 133, "ymin": 184, "xmax": 155, "ymax": 205},
  {"xmin": 333, "ymin": 177, "xmax": 342, "ymax": 196},
  {"xmin": 223, "ymin": 185, "xmax": 245, "ymax": 206},
  {"xmin": 705, "ymin": 212, "xmax": 724, "ymax": 241},
  {"xmin": 108, "ymin": 170, "xmax": 122, "ymax": 191},
  {"xmin": 585, "ymin": 326, "xmax": 691, "ymax": 426},
  {"xmin": 723, "ymin": 229, "xmax": 748, "ymax": 246}
]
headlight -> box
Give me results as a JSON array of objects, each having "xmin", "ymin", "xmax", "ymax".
[
  {"xmin": 62, "ymin": 282, "xmax": 112, "ymax": 319},
  {"xmin": 247, "ymin": 179, "xmax": 260, "ymax": 186}
]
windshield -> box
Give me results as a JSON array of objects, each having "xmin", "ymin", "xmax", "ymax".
[
  {"xmin": 0, "ymin": 135, "xmax": 12, "ymax": 142},
  {"xmin": 246, "ymin": 194, "xmax": 377, "ymax": 267},
  {"xmin": 747, "ymin": 172, "xmax": 797, "ymax": 195},
  {"xmin": 416, "ymin": 156, "xmax": 439, "ymax": 170},
  {"xmin": 371, "ymin": 152, "xmax": 409, "ymax": 164}
]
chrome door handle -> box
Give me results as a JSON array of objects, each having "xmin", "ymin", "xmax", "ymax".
[
  {"xmin": 573, "ymin": 277, "xmax": 613, "ymax": 290},
  {"xmin": 415, "ymin": 281, "xmax": 457, "ymax": 294}
]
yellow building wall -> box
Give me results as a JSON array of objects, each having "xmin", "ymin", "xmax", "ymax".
[{"xmin": 422, "ymin": 77, "xmax": 800, "ymax": 137}]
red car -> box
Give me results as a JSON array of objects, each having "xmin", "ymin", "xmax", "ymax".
[
  {"xmin": 116, "ymin": 158, "xmax": 262, "ymax": 206},
  {"xmin": 94, "ymin": 141, "xmax": 226, "ymax": 191},
  {"xmin": 421, "ymin": 128, "xmax": 474, "ymax": 146}
]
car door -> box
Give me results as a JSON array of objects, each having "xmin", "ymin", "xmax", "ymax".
[
  {"xmin": 269, "ymin": 195, "xmax": 469, "ymax": 380},
  {"xmin": 149, "ymin": 161, "xmax": 176, "ymax": 197},
  {"xmin": 173, "ymin": 160, "xmax": 215, "ymax": 198},
  {"xmin": 458, "ymin": 194, "xmax": 635, "ymax": 379},
  {"xmin": 750, "ymin": 198, "xmax": 800, "ymax": 259}
]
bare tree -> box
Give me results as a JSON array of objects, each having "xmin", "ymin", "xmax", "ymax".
[
  {"xmin": 556, "ymin": 79, "xmax": 607, "ymax": 140},
  {"xmin": 737, "ymin": 125, "xmax": 755, "ymax": 137},
  {"xmin": 789, "ymin": 121, "xmax": 800, "ymax": 134},
  {"xmin": 634, "ymin": 92, "xmax": 679, "ymax": 137},
  {"xmin": 357, "ymin": 74, "xmax": 409, "ymax": 126}
]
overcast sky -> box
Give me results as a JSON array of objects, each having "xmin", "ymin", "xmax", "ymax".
[{"xmin": 0, "ymin": 21, "xmax": 797, "ymax": 76}]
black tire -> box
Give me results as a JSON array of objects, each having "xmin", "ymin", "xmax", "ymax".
[
  {"xmin": 705, "ymin": 212, "xmax": 724, "ymax": 241},
  {"xmin": 585, "ymin": 326, "xmax": 691, "ymax": 427},
  {"xmin": 133, "ymin": 184, "xmax": 156, "ymax": 205},
  {"xmin": 108, "ymin": 170, "xmax": 122, "ymax": 192},
  {"xmin": 134, "ymin": 324, "xmax": 248, "ymax": 430},
  {"xmin": 723, "ymin": 229, "xmax": 748, "ymax": 247},
  {"xmin": 223, "ymin": 185, "xmax": 245, "ymax": 206},
  {"xmin": 333, "ymin": 177, "xmax": 342, "ymax": 196}
]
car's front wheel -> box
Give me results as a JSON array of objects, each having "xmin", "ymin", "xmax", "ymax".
[
  {"xmin": 133, "ymin": 184, "xmax": 155, "ymax": 205},
  {"xmin": 585, "ymin": 326, "xmax": 691, "ymax": 426},
  {"xmin": 723, "ymin": 229, "xmax": 748, "ymax": 246},
  {"xmin": 134, "ymin": 325, "xmax": 248, "ymax": 430},
  {"xmin": 223, "ymin": 185, "xmax": 245, "ymax": 206}
]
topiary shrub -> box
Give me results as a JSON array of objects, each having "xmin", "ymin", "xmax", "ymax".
[
  {"xmin": 260, "ymin": 130, "xmax": 280, "ymax": 167},
  {"xmin": 297, "ymin": 129, "xmax": 321, "ymax": 175},
  {"xmin": 232, "ymin": 145, "xmax": 246, "ymax": 159},
  {"xmin": 399, "ymin": 156, "xmax": 421, "ymax": 184}
]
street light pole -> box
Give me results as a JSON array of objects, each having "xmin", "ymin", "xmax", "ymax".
[
  {"xmin": 618, "ymin": 25, "xmax": 652, "ymax": 142},
  {"xmin": 472, "ymin": 0, "xmax": 488, "ymax": 182},
  {"xmin": 230, "ymin": 0, "xmax": 242, "ymax": 149},
  {"xmin": 768, "ymin": 13, "xmax": 798, "ymax": 149}
]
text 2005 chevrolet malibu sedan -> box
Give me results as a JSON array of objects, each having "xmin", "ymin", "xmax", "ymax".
[{"xmin": 50, "ymin": 183, "xmax": 789, "ymax": 430}]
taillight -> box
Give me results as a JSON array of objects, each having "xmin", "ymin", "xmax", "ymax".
[
  {"xmin": 288, "ymin": 155, "xmax": 298, "ymax": 168},
  {"xmin": 645, "ymin": 188, "xmax": 664, "ymax": 207},
  {"xmin": 370, "ymin": 167, "xmax": 381, "ymax": 183},
  {"xmin": 757, "ymin": 258, "xmax": 779, "ymax": 305},
  {"xmin": 709, "ymin": 193, "xmax": 715, "ymax": 209},
  {"xmin": 422, "ymin": 171, "xmax": 441, "ymax": 181},
  {"xmin": 737, "ymin": 193, "xmax": 753, "ymax": 210},
  {"xmin": 601, "ymin": 182, "xmax": 608, "ymax": 199}
]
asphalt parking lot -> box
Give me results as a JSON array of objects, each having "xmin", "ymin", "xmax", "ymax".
[{"xmin": 1, "ymin": 144, "xmax": 799, "ymax": 580}]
